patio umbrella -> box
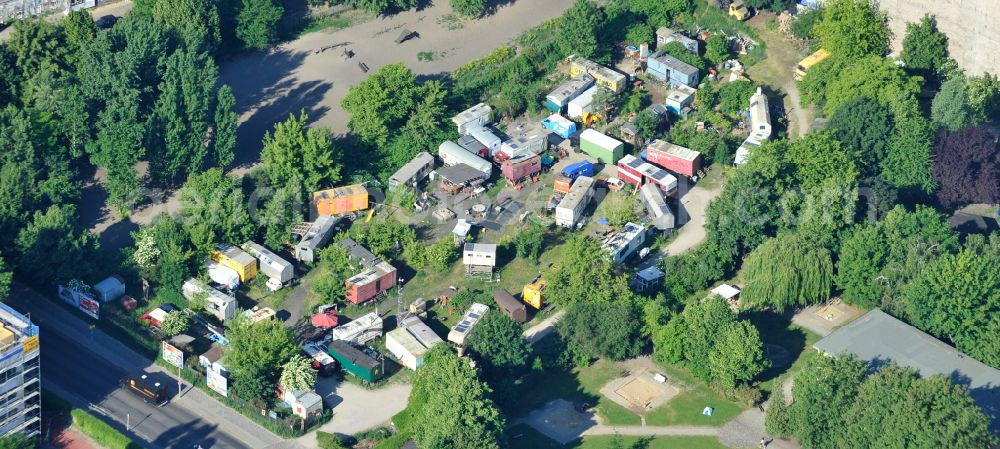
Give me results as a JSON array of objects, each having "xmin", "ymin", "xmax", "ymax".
[{"xmin": 311, "ymin": 312, "xmax": 339, "ymax": 328}]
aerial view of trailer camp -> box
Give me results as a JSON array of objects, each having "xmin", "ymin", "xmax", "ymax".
[{"xmin": 0, "ymin": 0, "xmax": 997, "ymax": 448}]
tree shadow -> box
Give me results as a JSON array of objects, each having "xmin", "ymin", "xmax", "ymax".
[{"xmin": 743, "ymin": 309, "xmax": 806, "ymax": 383}]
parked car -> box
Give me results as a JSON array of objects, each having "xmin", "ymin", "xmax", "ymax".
[{"xmin": 95, "ymin": 15, "xmax": 117, "ymax": 29}]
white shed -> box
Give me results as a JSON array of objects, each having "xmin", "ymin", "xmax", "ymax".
[{"xmin": 451, "ymin": 103, "xmax": 492, "ymax": 135}]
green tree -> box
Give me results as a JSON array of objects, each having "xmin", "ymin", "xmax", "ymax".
[
  {"xmin": 835, "ymin": 205, "xmax": 956, "ymax": 310},
  {"xmin": 903, "ymin": 236, "xmax": 1000, "ymax": 368},
  {"xmin": 708, "ymin": 321, "xmax": 769, "ymax": 389},
  {"xmin": 260, "ymin": 179, "xmax": 305, "ymax": 249},
  {"xmin": 764, "ymin": 387, "xmax": 791, "ymax": 437},
  {"xmin": 179, "ymin": 169, "xmax": 254, "ymax": 249},
  {"xmin": 15, "ymin": 205, "xmax": 98, "ymax": 284},
  {"xmin": 280, "ymin": 354, "xmax": 317, "ymax": 391},
  {"xmin": 225, "ymin": 315, "xmax": 298, "ymax": 381},
  {"xmin": 62, "ymin": 10, "xmax": 98, "ymax": 62},
  {"xmin": 741, "ymin": 233, "xmax": 832, "ymax": 311},
  {"xmin": 136, "ymin": 214, "xmax": 199, "ymax": 288},
  {"xmin": 651, "ymin": 313, "xmax": 686, "ymax": 365},
  {"xmin": 826, "ymin": 97, "xmax": 892, "ymax": 171},
  {"xmin": 236, "ymin": 0, "xmax": 283, "ymax": 50},
  {"xmin": 450, "ymin": 0, "xmax": 485, "ymax": 17},
  {"xmin": 424, "ymin": 238, "xmax": 458, "ymax": 271},
  {"xmin": 716, "ymin": 80, "xmax": 757, "ymax": 116},
  {"xmin": 0, "ymin": 434, "xmax": 35, "ymax": 449},
  {"xmin": 788, "ymin": 355, "xmax": 867, "ymax": 449},
  {"xmin": 351, "ymin": 219, "xmax": 415, "ymax": 261},
  {"xmin": 545, "ymin": 235, "xmax": 621, "ymax": 304},
  {"xmin": 341, "ymin": 64, "xmax": 423, "ymax": 146},
  {"xmin": 704, "ymin": 35, "xmax": 731, "ymax": 67},
  {"xmin": 147, "ymin": 48, "xmax": 219, "ymax": 185},
  {"xmin": 901, "ymin": 14, "xmax": 949, "ymax": 82},
  {"xmin": 160, "ymin": 311, "xmax": 191, "ymax": 336},
  {"xmin": 632, "ymin": 110, "xmax": 660, "ymax": 142},
  {"xmin": 512, "ymin": 222, "xmax": 545, "ymax": 262},
  {"xmin": 467, "ymin": 312, "xmax": 529, "ymax": 373},
  {"xmin": 965, "ymin": 73, "xmax": 1000, "ymax": 123},
  {"xmin": 790, "ymin": 7, "xmax": 822, "ymax": 39},
  {"xmin": 625, "ymin": 22, "xmax": 654, "ymax": 46},
  {"xmin": 681, "ymin": 296, "xmax": 735, "ymax": 382},
  {"xmin": 213, "ymin": 85, "xmax": 238, "ymax": 168},
  {"xmin": 151, "ymin": 0, "xmax": 222, "ymax": 53},
  {"xmin": 232, "ymin": 366, "xmax": 273, "ymax": 406},
  {"xmin": 557, "ymin": 300, "xmax": 642, "ymax": 361},
  {"xmin": 0, "ymin": 253, "xmax": 11, "ymax": 301},
  {"xmin": 786, "ymin": 131, "xmax": 857, "ymax": 189},
  {"xmin": 557, "ymin": 0, "xmax": 603, "ymax": 60},
  {"xmin": 821, "ymin": 55, "xmax": 922, "ymax": 117},
  {"xmin": 261, "ymin": 111, "xmax": 341, "ymax": 192},
  {"xmin": 838, "ymin": 365, "xmax": 996, "ymax": 448},
  {"xmin": 814, "ymin": 0, "xmax": 889, "ymax": 59},
  {"xmin": 411, "ymin": 345, "xmax": 504, "ymax": 449},
  {"xmin": 659, "ymin": 41, "xmax": 705, "ymax": 71},
  {"xmin": 931, "ymin": 75, "xmax": 975, "ymax": 131}
]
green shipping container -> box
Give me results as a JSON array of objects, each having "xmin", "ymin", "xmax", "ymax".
[
  {"xmin": 579, "ymin": 129, "xmax": 624, "ymax": 164},
  {"xmin": 327, "ymin": 340, "xmax": 384, "ymax": 383}
]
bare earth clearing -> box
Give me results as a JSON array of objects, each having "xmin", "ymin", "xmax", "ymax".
[{"xmin": 82, "ymin": 0, "xmax": 576, "ymax": 249}]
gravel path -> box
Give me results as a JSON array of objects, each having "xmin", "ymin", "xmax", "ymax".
[
  {"xmin": 718, "ymin": 409, "xmax": 800, "ymax": 449},
  {"xmin": 523, "ymin": 310, "xmax": 565, "ymax": 345}
]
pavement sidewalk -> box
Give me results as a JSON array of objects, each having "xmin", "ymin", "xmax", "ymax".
[{"xmin": 9, "ymin": 284, "xmax": 295, "ymax": 449}]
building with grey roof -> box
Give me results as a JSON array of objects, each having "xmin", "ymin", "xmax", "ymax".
[
  {"xmin": 388, "ymin": 152, "xmax": 435, "ymax": 189},
  {"xmin": 813, "ymin": 309, "xmax": 1000, "ymax": 433}
]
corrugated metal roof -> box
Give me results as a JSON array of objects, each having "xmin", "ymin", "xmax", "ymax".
[
  {"xmin": 389, "ymin": 152, "xmax": 435, "ymax": 186},
  {"xmin": 648, "ymin": 139, "xmax": 701, "ymax": 161},
  {"xmin": 650, "ymin": 52, "xmax": 699, "ymax": 77},
  {"xmin": 813, "ymin": 309, "xmax": 1000, "ymax": 432}
]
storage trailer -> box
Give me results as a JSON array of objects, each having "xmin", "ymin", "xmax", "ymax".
[
  {"xmin": 567, "ymin": 86, "xmax": 598, "ymax": 119},
  {"xmin": 541, "ymin": 114, "xmax": 577, "ymax": 139},
  {"xmin": 644, "ymin": 140, "xmax": 702, "ymax": 178},
  {"xmin": 243, "ymin": 241, "xmax": 294, "ymax": 286},
  {"xmin": 579, "ymin": 129, "xmax": 624, "ymax": 164},
  {"xmin": 493, "ymin": 290, "xmax": 527, "ymax": 323},
  {"xmin": 388, "ymin": 152, "xmax": 435, "ymax": 189},
  {"xmin": 313, "ymin": 184, "xmax": 369, "ymax": 217},
  {"xmin": 326, "ymin": 340, "xmax": 383, "ymax": 383},
  {"xmin": 501, "ymin": 154, "xmax": 542, "ymax": 183},
  {"xmin": 438, "ymin": 140, "xmax": 492, "ymax": 176},
  {"xmin": 294, "ymin": 215, "xmax": 338, "ymax": 263},
  {"xmin": 561, "ymin": 161, "xmax": 595, "ymax": 180},
  {"xmin": 345, "ymin": 261, "xmax": 397, "ymax": 305},
  {"xmin": 211, "ymin": 244, "xmax": 257, "ymax": 282},
  {"xmin": 545, "ymin": 73, "xmax": 595, "ymax": 112},
  {"xmin": 555, "ymin": 176, "xmax": 596, "ymax": 228}
]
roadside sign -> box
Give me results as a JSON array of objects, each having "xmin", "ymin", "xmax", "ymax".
[
  {"xmin": 206, "ymin": 369, "xmax": 228, "ymax": 397},
  {"xmin": 161, "ymin": 341, "xmax": 183, "ymax": 369},
  {"xmin": 58, "ymin": 285, "xmax": 100, "ymax": 320}
]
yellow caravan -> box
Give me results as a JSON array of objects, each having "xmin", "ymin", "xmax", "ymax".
[
  {"xmin": 569, "ymin": 58, "xmax": 627, "ymax": 93},
  {"xmin": 795, "ymin": 49, "xmax": 831, "ymax": 80},
  {"xmin": 211, "ymin": 244, "xmax": 257, "ymax": 282}
]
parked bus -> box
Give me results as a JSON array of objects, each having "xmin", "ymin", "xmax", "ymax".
[{"xmin": 794, "ymin": 49, "xmax": 831, "ymax": 80}]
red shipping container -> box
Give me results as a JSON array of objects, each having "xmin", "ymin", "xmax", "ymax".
[
  {"xmin": 345, "ymin": 262, "xmax": 397, "ymax": 304},
  {"xmin": 645, "ymin": 140, "xmax": 702, "ymax": 178},
  {"xmin": 501, "ymin": 155, "xmax": 542, "ymax": 183}
]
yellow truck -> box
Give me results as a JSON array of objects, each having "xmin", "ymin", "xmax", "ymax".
[{"xmin": 795, "ymin": 49, "xmax": 831, "ymax": 80}]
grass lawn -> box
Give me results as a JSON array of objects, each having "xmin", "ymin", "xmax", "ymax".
[{"xmin": 645, "ymin": 388, "xmax": 743, "ymax": 427}]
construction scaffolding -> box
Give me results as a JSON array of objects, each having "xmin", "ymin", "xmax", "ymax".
[{"xmin": 1, "ymin": 0, "xmax": 93, "ymax": 24}]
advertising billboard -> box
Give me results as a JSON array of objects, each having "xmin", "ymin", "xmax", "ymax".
[
  {"xmin": 161, "ymin": 341, "xmax": 183, "ymax": 369},
  {"xmin": 58, "ymin": 285, "xmax": 99, "ymax": 320},
  {"xmin": 207, "ymin": 369, "xmax": 228, "ymax": 397}
]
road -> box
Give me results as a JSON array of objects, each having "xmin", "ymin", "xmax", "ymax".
[
  {"xmin": 523, "ymin": 310, "xmax": 565, "ymax": 345},
  {"xmin": 7, "ymin": 284, "xmax": 294, "ymax": 449}
]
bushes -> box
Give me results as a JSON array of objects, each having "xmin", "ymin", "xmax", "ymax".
[{"xmin": 71, "ymin": 409, "xmax": 141, "ymax": 449}]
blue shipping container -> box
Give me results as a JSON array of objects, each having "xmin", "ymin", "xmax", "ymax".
[
  {"xmin": 562, "ymin": 161, "xmax": 596, "ymax": 179},
  {"xmin": 541, "ymin": 115, "xmax": 577, "ymax": 139}
]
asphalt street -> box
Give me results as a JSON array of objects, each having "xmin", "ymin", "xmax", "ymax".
[{"xmin": 41, "ymin": 330, "xmax": 251, "ymax": 449}]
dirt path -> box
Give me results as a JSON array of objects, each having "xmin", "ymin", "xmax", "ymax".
[
  {"xmin": 638, "ymin": 169, "xmax": 726, "ymax": 269},
  {"xmin": 744, "ymin": 16, "xmax": 813, "ymax": 138},
  {"xmin": 523, "ymin": 310, "xmax": 565, "ymax": 345}
]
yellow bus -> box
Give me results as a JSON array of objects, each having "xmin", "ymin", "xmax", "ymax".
[{"xmin": 795, "ymin": 49, "xmax": 831, "ymax": 80}]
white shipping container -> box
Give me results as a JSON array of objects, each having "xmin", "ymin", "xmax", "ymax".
[
  {"xmin": 386, "ymin": 328, "xmax": 427, "ymax": 371},
  {"xmin": 243, "ymin": 241, "xmax": 294, "ymax": 284},
  {"xmin": 438, "ymin": 141, "xmax": 492, "ymax": 176},
  {"xmin": 466, "ymin": 124, "xmax": 502, "ymax": 156},
  {"xmin": 567, "ymin": 86, "xmax": 599, "ymax": 119}
]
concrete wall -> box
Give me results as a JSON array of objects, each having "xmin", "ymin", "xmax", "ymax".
[{"xmin": 877, "ymin": 0, "xmax": 999, "ymax": 76}]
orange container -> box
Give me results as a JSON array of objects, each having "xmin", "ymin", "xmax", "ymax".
[
  {"xmin": 553, "ymin": 176, "xmax": 572, "ymax": 194},
  {"xmin": 313, "ymin": 185, "xmax": 368, "ymax": 216}
]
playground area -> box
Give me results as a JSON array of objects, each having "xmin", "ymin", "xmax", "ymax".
[{"xmin": 601, "ymin": 368, "xmax": 680, "ymax": 413}]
